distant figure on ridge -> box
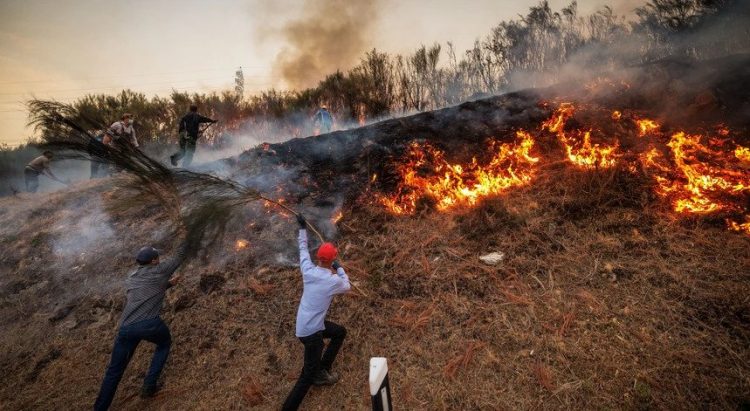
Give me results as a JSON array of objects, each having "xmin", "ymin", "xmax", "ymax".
[
  {"xmin": 282, "ymin": 214, "xmax": 350, "ymax": 411},
  {"xmin": 170, "ymin": 104, "xmax": 217, "ymax": 167},
  {"xmin": 313, "ymin": 106, "xmax": 333, "ymax": 134},
  {"xmin": 24, "ymin": 151, "xmax": 62, "ymax": 192},
  {"xmin": 103, "ymin": 113, "xmax": 139, "ymax": 148}
]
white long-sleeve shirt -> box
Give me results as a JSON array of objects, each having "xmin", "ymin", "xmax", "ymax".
[
  {"xmin": 295, "ymin": 229, "xmax": 350, "ymax": 337},
  {"xmin": 106, "ymin": 120, "xmax": 139, "ymax": 147}
]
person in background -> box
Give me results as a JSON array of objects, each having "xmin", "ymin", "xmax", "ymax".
[
  {"xmin": 103, "ymin": 113, "xmax": 139, "ymax": 148},
  {"xmin": 93, "ymin": 234, "xmax": 195, "ymax": 411},
  {"xmin": 170, "ymin": 104, "xmax": 217, "ymax": 167},
  {"xmin": 24, "ymin": 151, "xmax": 61, "ymax": 192},
  {"xmin": 282, "ymin": 214, "xmax": 350, "ymax": 411},
  {"xmin": 89, "ymin": 133, "xmax": 108, "ymax": 179},
  {"xmin": 313, "ymin": 106, "xmax": 333, "ymax": 134}
]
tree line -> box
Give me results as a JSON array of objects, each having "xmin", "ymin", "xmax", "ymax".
[{"xmin": 16, "ymin": 0, "xmax": 750, "ymax": 149}]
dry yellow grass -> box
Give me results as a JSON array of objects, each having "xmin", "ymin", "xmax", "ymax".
[{"xmin": 1, "ymin": 157, "xmax": 748, "ymax": 410}]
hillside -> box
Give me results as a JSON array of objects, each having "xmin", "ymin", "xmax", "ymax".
[{"xmin": 1, "ymin": 56, "xmax": 749, "ymax": 410}]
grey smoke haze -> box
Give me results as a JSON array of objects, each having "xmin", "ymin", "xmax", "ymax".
[{"xmin": 272, "ymin": 0, "xmax": 382, "ymax": 89}]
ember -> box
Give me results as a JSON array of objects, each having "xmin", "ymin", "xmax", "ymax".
[
  {"xmin": 235, "ymin": 239, "xmax": 250, "ymax": 251},
  {"xmin": 331, "ymin": 211, "xmax": 343, "ymax": 224}
]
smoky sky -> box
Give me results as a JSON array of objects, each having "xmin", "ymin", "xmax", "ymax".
[{"xmin": 271, "ymin": 0, "xmax": 382, "ymax": 89}]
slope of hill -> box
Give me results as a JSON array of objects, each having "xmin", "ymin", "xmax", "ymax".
[{"xmin": 1, "ymin": 56, "xmax": 749, "ymax": 410}]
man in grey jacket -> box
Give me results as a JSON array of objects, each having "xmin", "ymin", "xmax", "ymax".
[{"xmin": 93, "ymin": 242, "xmax": 188, "ymax": 410}]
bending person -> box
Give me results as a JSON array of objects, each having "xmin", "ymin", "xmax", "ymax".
[
  {"xmin": 24, "ymin": 151, "xmax": 61, "ymax": 192},
  {"xmin": 282, "ymin": 214, "xmax": 351, "ymax": 411},
  {"xmin": 93, "ymin": 234, "xmax": 194, "ymax": 410},
  {"xmin": 103, "ymin": 113, "xmax": 139, "ymax": 148}
]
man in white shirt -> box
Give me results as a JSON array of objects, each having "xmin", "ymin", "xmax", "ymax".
[
  {"xmin": 104, "ymin": 113, "xmax": 139, "ymax": 148},
  {"xmin": 282, "ymin": 214, "xmax": 351, "ymax": 411}
]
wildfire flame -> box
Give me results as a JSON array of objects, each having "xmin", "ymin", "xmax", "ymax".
[
  {"xmin": 636, "ymin": 119, "xmax": 660, "ymax": 136},
  {"xmin": 643, "ymin": 132, "xmax": 749, "ymax": 214},
  {"xmin": 542, "ymin": 102, "xmax": 619, "ymax": 169},
  {"xmin": 736, "ymin": 146, "xmax": 750, "ymax": 167},
  {"xmin": 375, "ymin": 101, "xmax": 750, "ymax": 236},
  {"xmin": 378, "ymin": 130, "xmax": 539, "ymax": 215}
]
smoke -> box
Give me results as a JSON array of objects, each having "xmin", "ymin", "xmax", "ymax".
[
  {"xmin": 51, "ymin": 200, "xmax": 114, "ymax": 259},
  {"xmin": 272, "ymin": 0, "xmax": 382, "ymax": 90}
]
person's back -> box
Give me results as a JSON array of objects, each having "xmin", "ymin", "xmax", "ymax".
[
  {"xmin": 94, "ymin": 244, "xmax": 188, "ymax": 411},
  {"xmin": 27, "ymin": 155, "xmax": 50, "ymax": 172},
  {"xmin": 179, "ymin": 111, "xmax": 214, "ymax": 138},
  {"xmin": 24, "ymin": 151, "xmax": 56, "ymax": 192},
  {"xmin": 171, "ymin": 105, "xmax": 216, "ymax": 167},
  {"xmin": 120, "ymin": 250, "xmax": 184, "ymax": 326},
  {"xmin": 314, "ymin": 108, "xmax": 333, "ymax": 132}
]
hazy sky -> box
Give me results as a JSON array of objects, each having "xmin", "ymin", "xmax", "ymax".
[{"xmin": 0, "ymin": 0, "xmax": 639, "ymax": 146}]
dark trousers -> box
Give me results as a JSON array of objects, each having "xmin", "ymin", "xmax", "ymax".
[
  {"xmin": 90, "ymin": 161, "xmax": 108, "ymax": 179},
  {"xmin": 282, "ymin": 321, "xmax": 346, "ymax": 411},
  {"xmin": 94, "ymin": 317, "xmax": 172, "ymax": 411},
  {"xmin": 24, "ymin": 168, "xmax": 40, "ymax": 192},
  {"xmin": 171, "ymin": 135, "xmax": 197, "ymax": 167}
]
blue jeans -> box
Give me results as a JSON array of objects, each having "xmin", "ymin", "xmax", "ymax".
[{"xmin": 94, "ymin": 317, "xmax": 172, "ymax": 411}]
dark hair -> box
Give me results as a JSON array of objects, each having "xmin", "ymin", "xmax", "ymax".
[
  {"xmin": 121, "ymin": 113, "xmax": 132, "ymax": 120},
  {"xmin": 189, "ymin": 105, "xmax": 198, "ymax": 112},
  {"xmin": 43, "ymin": 150, "xmax": 54, "ymax": 157}
]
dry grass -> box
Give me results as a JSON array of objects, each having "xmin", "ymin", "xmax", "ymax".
[{"xmin": 0, "ymin": 147, "xmax": 749, "ymax": 411}]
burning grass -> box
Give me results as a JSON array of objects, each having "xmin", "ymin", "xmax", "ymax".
[{"xmin": 374, "ymin": 102, "xmax": 750, "ymax": 237}]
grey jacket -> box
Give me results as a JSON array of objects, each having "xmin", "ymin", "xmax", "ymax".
[{"xmin": 119, "ymin": 243, "xmax": 187, "ymax": 327}]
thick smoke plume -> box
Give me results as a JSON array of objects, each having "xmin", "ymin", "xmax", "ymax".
[{"xmin": 272, "ymin": 0, "xmax": 381, "ymax": 89}]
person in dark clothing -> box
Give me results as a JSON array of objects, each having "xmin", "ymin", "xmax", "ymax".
[
  {"xmin": 89, "ymin": 133, "xmax": 108, "ymax": 179},
  {"xmin": 282, "ymin": 215, "xmax": 350, "ymax": 411},
  {"xmin": 170, "ymin": 105, "xmax": 216, "ymax": 167},
  {"xmin": 94, "ymin": 241, "xmax": 189, "ymax": 411}
]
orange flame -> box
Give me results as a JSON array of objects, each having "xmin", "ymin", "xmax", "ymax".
[
  {"xmin": 378, "ymin": 131, "xmax": 539, "ymax": 215},
  {"xmin": 643, "ymin": 132, "xmax": 749, "ymax": 214},
  {"xmin": 542, "ymin": 102, "xmax": 619, "ymax": 169},
  {"xmin": 375, "ymin": 100, "xmax": 749, "ymax": 236},
  {"xmin": 736, "ymin": 146, "xmax": 750, "ymax": 167},
  {"xmin": 235, "ymin": 239, "xmax": 250, "ymax": 251},
  {"xmin": 332, "ymin": 211, "xmax": 343, "ymax": 224},
  {"xmin": 728, "ymin": 218, "xmax": 750, "ymax": 235},
  {"xmin": 636, "ymin": 119, "xmax": 660, "ymax": 137}
]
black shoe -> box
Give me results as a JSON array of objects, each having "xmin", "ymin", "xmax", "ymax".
[
  {"xmin": 140, "ymin": 382, "xmax": 163, "ymax": 398},
  {"xmin": 312, "ymin": 369, "xmax": 339, "ymax": 386},
  {"xmin": 169, "ymin": 155, "xmax": 178, "ymax": 166}
]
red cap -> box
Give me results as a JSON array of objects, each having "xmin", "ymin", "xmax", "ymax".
[{"xmin": 316, "ymin": 242, "xmax": 338, "ymax": 263}]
